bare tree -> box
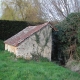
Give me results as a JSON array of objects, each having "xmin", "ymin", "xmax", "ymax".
[
  {"xmin": 39, "ymin": 0, "xmax": 80, "ymax": 21},
  {"xmin": 1, "ymin": 0, "xmax": 80, "ymax": 21},
  {"xmin": 1, "ymin": 0, "xmax": 44, "ymax": 22}
]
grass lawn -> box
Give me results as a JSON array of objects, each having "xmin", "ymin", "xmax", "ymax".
[{"xmin": 0, "ymin": 40, "xmax": 80, "ymax": 80}]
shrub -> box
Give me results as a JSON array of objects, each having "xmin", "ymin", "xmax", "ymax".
[{"xmin": 55, "ymin": 13, "xmax": 80, "ymax": 62}]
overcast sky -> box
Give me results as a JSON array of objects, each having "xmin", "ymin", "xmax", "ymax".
[{"xmin": 0, "ymin": 0, "xmax": 2, "ymax": 17}]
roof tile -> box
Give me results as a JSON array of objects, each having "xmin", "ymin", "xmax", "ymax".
[{"xmin": 4, "ymin": 22, "xmax": 58, "ymax": 46}]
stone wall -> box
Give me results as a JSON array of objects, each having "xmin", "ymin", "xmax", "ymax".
[
  {"xmin": 5, "ymin": 44, "xmax": 17, "ymax": 54},
  {"xmin": 16, "ymin": 24, "xmax": 52, "ymax": 60}
]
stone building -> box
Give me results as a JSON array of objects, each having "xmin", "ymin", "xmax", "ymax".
[{"xmin": 4, "ymin": 22, "xmax": 58, "ymax": 61}]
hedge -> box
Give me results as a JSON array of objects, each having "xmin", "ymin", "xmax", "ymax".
[{"xmin": 0, "ymin": 20, "xmax": 43, "ymax": 40}]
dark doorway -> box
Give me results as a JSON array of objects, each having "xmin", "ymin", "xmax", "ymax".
[
  {"xmin": 51, "ymin": 30, "xmax": 65, "ymax": 65},
  {"xmin": 51, "ymin": 30, "xmax": 58, "ymax": 61}
]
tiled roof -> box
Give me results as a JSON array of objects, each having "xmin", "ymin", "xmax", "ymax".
[{"xmin": 4, "ymin": 22, "xmax": 58, "ymax": 46}]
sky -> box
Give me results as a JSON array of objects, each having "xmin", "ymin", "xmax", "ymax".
[{"xmin": 0, "ymin": 0, "xmax": 2, "ymax": 17}]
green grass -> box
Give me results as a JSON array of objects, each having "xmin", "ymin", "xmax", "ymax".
[
  {"xmin": 0, "ymin": 40, "xmax": 80, "ymax": 80},
  {"xmin": 0, "ymin": 40, "xmax": 4, "ymax": 51}
]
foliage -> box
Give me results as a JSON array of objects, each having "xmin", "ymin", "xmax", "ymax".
[
  {"xmin": 35, "ymin": 33, "xmax": 40, "ymax": 44},
  {"xmin": 0, "ymin": 40, "xmax": 80, "ymax": 80},
  {"xmin": 55, "ymin": 13, "xmax": 80, "ymax": 62},
  {"xmin": 0, "ymin": 40, "xmax": 4, "ymax": 51},
  {"xmin": 1, "ymin": 5, "xmax": 16, "ymax": 20},
  {"xmin": 44, "ymin": 32, "xmax": 51, "ymax": 47},
  {"xmin": 0, "ymin": 20, "xmax": 28, "ymax": 40},
  {"xmin": 1, "ymin": 0, "xmax": 44, "ymax": 22}
]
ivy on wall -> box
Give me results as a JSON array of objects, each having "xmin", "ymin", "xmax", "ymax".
[{"xmin": 35, "ymin": 33, "xmax": 40, "ymax": 44}]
